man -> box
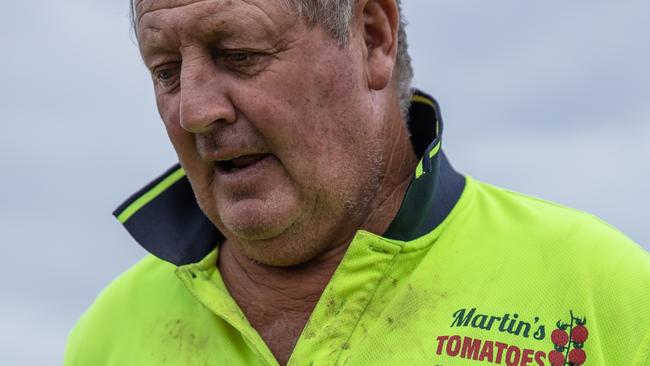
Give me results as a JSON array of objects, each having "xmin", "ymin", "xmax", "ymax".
[{"xmin": 65, "ymin": 0, "xmax": 650, "ymax": 365}]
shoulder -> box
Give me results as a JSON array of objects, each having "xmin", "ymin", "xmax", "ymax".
[
  {"xmin": 460, "ymin": 178, "xmax": 650, "ymax": 364},
  {"xmin": 467, "ymin": 177, "xmax": 649, "ymax": 266},
  {"xmin": 64, "ymin": 255, "xmax": 184, "ymax": 365},
  {"xmin": 77, "ymin": 254, "xmax": 180, "ymax": 320},
  {"xmin": 480, "ymin": 179, "xmax": 650, "ymax": 307}
]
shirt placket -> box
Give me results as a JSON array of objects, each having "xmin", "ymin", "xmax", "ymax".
[
  {"xmin": 287, "ymin": 231, "xmax": 403, "ymax": 366},
  {"xmin": 176, "ymin": 252, "xmax": 280, "ymax": 366}
]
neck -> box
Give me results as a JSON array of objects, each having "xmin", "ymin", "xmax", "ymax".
[
  {"xmin": 219, "ymin": 238, "xmax": 348, "ymax": 313},
  {"xmin": 218, "ymin": 239, "xmax": 348, "ymax": 365}
]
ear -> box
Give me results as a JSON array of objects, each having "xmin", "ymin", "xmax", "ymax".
[{"xmin": 358, "ymin": 0, "xmax": 399, "ymax": 91}]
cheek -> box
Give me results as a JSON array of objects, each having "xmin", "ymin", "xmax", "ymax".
[
  {"xmin": 238, "ymin": 55, "xmax": 372, "ymax": 191},
  {"xmin": 250, "ymin": 60, "xmax": 363, "ymax": 152}
]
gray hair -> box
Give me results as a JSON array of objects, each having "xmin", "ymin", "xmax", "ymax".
[{"xmin": 130, "ymin": 0, "xmax": 413, "ymax": 119}]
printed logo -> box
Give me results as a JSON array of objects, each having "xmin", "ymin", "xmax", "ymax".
[
  {"xmin": 435, "ymin": 308, "xmax": 548, "ymax": 366},
  {"xmin": 434, "ymin": 308, "xmax": 589, "ymax": 366},
  {"xmin": 548, "ymin": 311, "xmax": 589, "ymax": 366}
]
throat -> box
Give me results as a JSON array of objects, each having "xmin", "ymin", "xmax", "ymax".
[
  {"xmin": 218, "ymin": 240, "xmax": 346, "ymax": 365},
  {"xmin": 257, "ymin": 312, "xmax": 313, "ymax": 366}
]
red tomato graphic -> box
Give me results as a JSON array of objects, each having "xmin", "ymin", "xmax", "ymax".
[
  {"xmin": 549, "ymin": 350, "xmax": 565, "ymax": 366},
  {"xmin": 551, "ymin": 329, "xmax": 569, "ymax": 346},
  {"xmin": 568, "ymin": 348, "xmax": 587, "ymax": 365},
  {"xmin": 571, "ymin": 325, "xmax": 589, "ymax": 343}
]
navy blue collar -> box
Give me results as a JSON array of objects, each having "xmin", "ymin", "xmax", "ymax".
[{"xmin": 114, "ymin": 90, "xmax": 465, "ymax": 265}]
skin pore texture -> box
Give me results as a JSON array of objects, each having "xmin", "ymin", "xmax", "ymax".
[{"xmin": 135, "ymin": 0, "xmax": 417, "ymax": 364}]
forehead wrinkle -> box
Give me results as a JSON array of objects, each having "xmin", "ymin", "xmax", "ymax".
[
  {"xmin": 193, "ymin": 0, "xmax": 291, "ymax": 42},
  {"xmin": 136, "ymin": 0, "xmax": 215, "ymax": 30},
  {"xmin": 233, "ymin": 0, "xmax": 301, "ymax": 44},
  {"xmin": 138, "ymin": 1, "xmax": 229, "ymax": 51},
  {"xmin": 139, "ymin": 0, "xmax": 297, "ymax": 50},
  {"xmin": 239, "ymin": 0, "xmax": 279, "ymax": 26},
  {"xmin": 135, "ymin": 0, "xmax": 288, "ymax": 29}
]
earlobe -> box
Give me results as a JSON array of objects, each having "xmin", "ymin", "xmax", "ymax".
[{"xmin": 361, "ymin": 0, "xmax": 399, "ymax": 91}]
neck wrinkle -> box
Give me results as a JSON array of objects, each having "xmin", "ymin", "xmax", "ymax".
[{"xmin": 218, "ymin": 234, "xmax": 348, "ymax": 314}]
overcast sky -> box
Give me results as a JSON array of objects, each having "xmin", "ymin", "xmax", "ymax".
[{"xmin": 1, "ymin": 1, "xmax": 648, "ymax": 364}]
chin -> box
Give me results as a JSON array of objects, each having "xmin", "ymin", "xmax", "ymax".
[
  {"xmin": 218, "ymin": 197, "xmax": 300, "ymax": 242},
  {"xmin": 221, "ymin": 209, "xmax": 329, "ymax": 267},
  {"xmin": 224, "ymin": 218, "xmax": 290, "ymax": 242}
]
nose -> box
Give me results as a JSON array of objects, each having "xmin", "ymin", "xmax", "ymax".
[{"xmin": 178, "ymin": 54, "xmax": 236, "ymax": 133}]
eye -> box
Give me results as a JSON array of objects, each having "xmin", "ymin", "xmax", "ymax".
[
  {"xmin": 152, "ymin": 65, "xmax": 180, "ymax": 88},
  {"xmin": 223, "ymin": 51, "xmax": 253, "ymax": 63},
  {"xmin": 215, "ymin": 50, "xmax": 270, "ymax": 76},
  {"xmin": 217, "ymin": 50, "xmax": 267, "ymax": 68}
]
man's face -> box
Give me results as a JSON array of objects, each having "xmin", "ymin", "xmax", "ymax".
[{"xmin": 136, "ymin": 0, "xmax": 390, "ymax": 266}]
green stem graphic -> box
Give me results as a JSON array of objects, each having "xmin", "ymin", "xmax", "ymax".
[{"xmin": 563, "ymin": 311, "xmax": 575, "ymax": 365}]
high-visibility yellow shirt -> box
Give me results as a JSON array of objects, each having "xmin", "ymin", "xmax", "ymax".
[{"xmin": 65, "ymin": 92, "xmax": 650, "ymax": 366}]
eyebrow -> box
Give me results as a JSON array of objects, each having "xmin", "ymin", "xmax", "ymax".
[
  {"xmin": 139, "ymin": 22, "xmax": 249, "ymax": 53},
  {"xmin": 138, "ymin": 25, "xmax": 174, "ymax": 57}
]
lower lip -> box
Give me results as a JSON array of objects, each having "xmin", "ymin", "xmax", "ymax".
[{"xmin": 215, "ymin": 155, "xmax": 275, "ymax": 181}]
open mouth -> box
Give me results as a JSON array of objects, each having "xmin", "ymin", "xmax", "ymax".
[{"xmin": 216, "ymin": 153, "xmax": 270, "ymax": 174}]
